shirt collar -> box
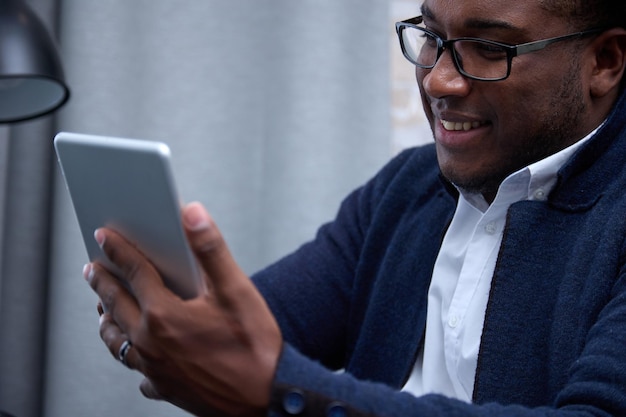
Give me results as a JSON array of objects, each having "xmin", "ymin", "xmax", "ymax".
[{"xmin": 460, "ymin": 123, "xmax": 604, "ymax": 212}]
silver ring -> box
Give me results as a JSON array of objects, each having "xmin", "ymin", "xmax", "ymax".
[{"xmin": 118, "ymin": 340, "xmax": 132, "ymax": 368}]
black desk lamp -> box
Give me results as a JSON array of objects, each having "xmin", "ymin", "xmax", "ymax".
[{"xmin": 0, "ymin": 0, "xmax": 70, "ymax": 123}]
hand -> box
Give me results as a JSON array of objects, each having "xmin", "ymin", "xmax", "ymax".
[{"xmin": 84, "ymin": 202, "xmax": 282, "ymax": 417}]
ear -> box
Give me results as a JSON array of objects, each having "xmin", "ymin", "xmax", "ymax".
[{"xmin": 589, "ymin": 28, "xmax": 626, "ymax": 98}]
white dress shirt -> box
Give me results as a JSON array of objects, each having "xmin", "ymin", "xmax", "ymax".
[{"xmin": 402, "ymin": 127, "xmax": 600, "ymax": 401}]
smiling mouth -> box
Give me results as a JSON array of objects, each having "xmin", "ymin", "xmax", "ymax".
[{"xmin": 441, "ymin": 120, "xmax": 485, "ymax": 131}]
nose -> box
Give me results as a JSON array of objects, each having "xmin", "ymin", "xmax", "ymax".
[{"xmin": 420, "ymin": 48, "xmax": 471, "ymax": 98}]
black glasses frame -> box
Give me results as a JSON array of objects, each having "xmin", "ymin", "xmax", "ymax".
[{"xmin": 395, "ymin": 16, "xmax": 603, "ymax": 81}]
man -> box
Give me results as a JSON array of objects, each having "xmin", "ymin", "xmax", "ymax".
[{"xmin": 84, "ymin": 0, "xmax": 626, "ymax": 415}]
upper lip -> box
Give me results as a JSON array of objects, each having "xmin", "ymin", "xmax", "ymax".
[{"xmin": 435, "ymin": 109, "xmax": 486, "ymax": 124}]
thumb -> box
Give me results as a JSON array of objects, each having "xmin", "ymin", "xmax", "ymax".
[{"xmin": 181, "ymin": 202, "xmax": 249, "ymax": 301}]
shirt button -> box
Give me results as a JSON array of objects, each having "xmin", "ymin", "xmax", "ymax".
[
  {"xmin": 448, "ymin": 315, "xmax": 459, "ymax": 328},
  {"xmin": 327, "ymin": 402, "xmax": 348, "ymax": 417},
  {"xmin": 283, "ymin": 389, "xmax": 305, "ymax": 415},
  {"xmin": 484, "ymin": 222, "xmax": 497, "ymax": 235}
]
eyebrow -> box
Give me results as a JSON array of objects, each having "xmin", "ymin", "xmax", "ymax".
[{"xmin": 420, "ymin": 4, "xmax": 524, "ymax": 32}]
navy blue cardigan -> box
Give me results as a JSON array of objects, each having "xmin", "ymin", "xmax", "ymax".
[{"xmin": 254, "ymin": 91, "xmax": 626, "ymax": 417}]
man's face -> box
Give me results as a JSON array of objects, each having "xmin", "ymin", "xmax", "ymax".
[{"xmin": 417, "ymin": 0, "xmax": 596, "ymax": 198}]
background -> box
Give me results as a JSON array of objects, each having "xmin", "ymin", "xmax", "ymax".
[{"xmin": 0, "ymin": 1, "xmax": 431, "ymax": 416}]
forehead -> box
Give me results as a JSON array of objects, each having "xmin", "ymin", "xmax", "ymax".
[{"xmin": 420, "ymin": 0, "xmax": 569, "ymax": 36}]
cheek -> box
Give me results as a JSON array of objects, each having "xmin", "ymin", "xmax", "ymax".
[
  {"xmin": 486, "ymin": 82, "xmax": 543, "ymax": 139},
  {"xmin": 501, "ymin": 58, "xmax": 575, "ymax": 120},
  {"xmin": 416, "ymin": 69, "xmax": 435, "ymax": 124}
]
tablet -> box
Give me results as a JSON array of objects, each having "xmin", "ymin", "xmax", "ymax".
[{"xmin": 54, "ymin": 131, "xmax": 205, "ymax": 300}]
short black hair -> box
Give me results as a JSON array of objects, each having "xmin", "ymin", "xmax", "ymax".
[{"xmin": 539, "ymin": 0, "xmax": 626, "ymax": 30}]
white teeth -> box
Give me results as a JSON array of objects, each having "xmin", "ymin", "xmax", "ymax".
[
  {"xmin": 441, "ymin": 120, "xmax": 482, "ymax": 131},
  {"xmin": 441, "ymin": 120, "xmax": 456, "ymax": 130}
]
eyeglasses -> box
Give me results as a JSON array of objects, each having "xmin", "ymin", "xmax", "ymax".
[{"xmin": 395, "ymin": 16, "xmax": 603, "ymax": 81}]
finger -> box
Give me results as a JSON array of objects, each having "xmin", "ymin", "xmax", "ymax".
[
  {"xmin": 181, "ymin": 202, "xmax": 249, "ymax": 302},
  {"xmin": 140, "ymin": 378, "xmax": 164, "ymax": 400},
  {"xmin": 94, "ymin": 228, "xmax": 172, "ymax": 309},
  {"xmin": 99, "ymin": 311, "xmax": 142, "ymax": 371},
  {"xmin": 84, "ymin": 262, "xmax": 141, "ymax": 337}
]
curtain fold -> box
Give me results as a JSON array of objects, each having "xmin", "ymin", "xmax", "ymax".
[
  {"xmin": 0, "ymin": 2, "xmax": 394, "ymax": 416},
  {"xmin": 0, "ymin": 120, "xmax": 58, "ymax": 417}
]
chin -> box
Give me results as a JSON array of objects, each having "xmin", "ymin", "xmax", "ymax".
[{"xmin": 441, "ymin": 166, "xmax": 506, "ymax": 197}]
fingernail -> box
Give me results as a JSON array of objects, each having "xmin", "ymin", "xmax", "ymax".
[
  {"xmin": 94, "ymin": 229, "xmax": 105, "ymax": 247},
  {"xmin": 83, "ymin": 263, "xmax": 94, "ymax": 283},
  {"xmin": 183, "ymin": 202, "xmax": 210, "ymax": 231}
]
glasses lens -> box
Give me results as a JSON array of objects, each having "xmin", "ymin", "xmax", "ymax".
[
  {"xmin": 400, "ymin": 26, "xmax": 438, "ymax": 67},
  {"xmin": 398, "ymin": 25, "xmax": 511, "ymax": 80}
]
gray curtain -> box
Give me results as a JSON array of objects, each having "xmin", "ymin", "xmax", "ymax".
[{"xmin": 0, "ymin": 1, "xmax": 393, "ymax": 416}]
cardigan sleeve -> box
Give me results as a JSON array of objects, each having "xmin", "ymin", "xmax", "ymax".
[{"xmin": 252, "ymin": 147, "xmax": 426, "ymax": 370}]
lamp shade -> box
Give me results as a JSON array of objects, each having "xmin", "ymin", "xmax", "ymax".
[{"xmin": 0, "ymin": 0, "xmax": 70, "ymax": 123}]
